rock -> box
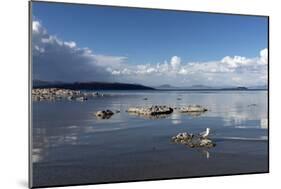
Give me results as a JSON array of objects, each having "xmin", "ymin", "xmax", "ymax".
[
  {"xmin": 199, "ymin": 138, "xmax": 215, "ymax": 147},
  {"xmin": 171, "ymin": 131, "xmax": 215, "ymax": 148},
  {"xmin": 76, "ymin": 96, "xmax": 87, "ymax": 101},
  {"xmin": 95, "ymin": 110, "xmax": 114, "ymax": 119},
  {"xmin": 92, "ymin": 92, "xmax": 100, "ymax": 96},
  {"xmin": 32, "ymin": 88, "xmax": 105, "ymax": 101},
  {"xmin": 179, "ymin": 105, "xmax": 207, "ymax": 113},
  {"xmin": 67, "ymin": 96, "xmax": 74, "ymax": 101},
  {"xmin": 127, "ymin": 105, "xmax": 173, "ymax": 116},
  {"xmin": 248, "ymin": 104, "xmax": 258, "ymax": 107}
]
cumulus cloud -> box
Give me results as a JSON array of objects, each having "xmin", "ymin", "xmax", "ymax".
[
  {"xmin": 170, "ymin": 56, "xmax": 181, "ymax": 70},
  {"xmin": 92, "ymin": 54, "xmax": 127, "ymax": 67},
  {"xmin": 259, "ymin": 48, "xmax": 268, "ymax": 65},
  {"xmin": 32, "ymin": 20, "xmax": 127, "ymax": 82},
  {"xmin": 107, "ymin": 49, "xmax": 268, "ymax": 86}
]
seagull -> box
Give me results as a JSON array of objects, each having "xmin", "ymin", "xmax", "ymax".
[{"xmin": 200, "ymin": 128, "xmax": 210, "ymax": 138}]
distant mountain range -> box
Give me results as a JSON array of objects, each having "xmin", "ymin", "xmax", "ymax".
[
  {"xmin": 156, "ymin": 84, "xmax": 268, "ymax": 90},
  {"xmin": 247, "ymin": 85, "xmax": 268, "ymax": 90},
  {"xmin": 33, "ymin": 80, "xmax": 155, "ymax": 90},
  {"xmin": 156, "ymin": 84, "xmax": 216, "ymax": 89},
  {"xmin": 33, "ymin": 80, "xmax": 267, "ymax": 91},
  {"xmin": 157, "ymin": 84, "xmax": 177, "ymax": 89}
]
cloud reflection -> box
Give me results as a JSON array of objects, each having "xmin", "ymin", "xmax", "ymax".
[
  {"xmin": 32, "ymin": 125, "xmax": 81, "ymax": 163},
  {"xmin": 260, "ymin": 118, "xmax": 268, "ymax": 129},
  {"xmin": 171, "ymin": 113, "xmax": 182, "ymax": 125}
]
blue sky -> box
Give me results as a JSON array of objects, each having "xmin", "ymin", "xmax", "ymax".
[{"xmin": 32, "ymin": 1, "xmax": 268, "ymax": 87}]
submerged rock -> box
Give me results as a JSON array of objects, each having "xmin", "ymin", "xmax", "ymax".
[
  {"xmin": 248, "ymin": 103, "xmax": 258, "ymax": 107},
  {"xmin": 91, "ymin": 92, "xmax": 107, "ymax": 97},
  {"xmin": 179, "ymin": 105, "xmax": 208, "ymax": 113},
  {"xmin": 67, "ymin": 96, "xmax": 74, "ymax": 101},
  {"xmin": 171, "ymin": 130, "xmax": 215, "ymax": 148},
  {"xmin": 95, "ymin": 110, "xmax": 114, "ymax": 119},
  {"xmin": 92, "ymin": 92, "xmax": 99, "ymax": 96},
  {"xmin": 76, "ymin": 96, "xmax": 87, "ymax": 101},
  {"xmin": 127, "ymin": 105, "xmax": 173, "ymax": 116},
  {"xmin": 185, "ymin": 111, "xmax": 205, "ymax": 117}
]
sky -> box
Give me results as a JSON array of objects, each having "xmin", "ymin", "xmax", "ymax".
[{"xmin": 32, "ymin": 1, "xmax": 268, "ymax": 87}]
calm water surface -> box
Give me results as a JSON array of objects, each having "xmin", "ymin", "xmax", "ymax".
[{"xmin": 32, "ymin": 90, "xmax": 268, "ymax": 187}]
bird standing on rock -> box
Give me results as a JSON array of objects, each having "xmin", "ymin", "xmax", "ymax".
[{"xmin": 200, "ymin": 128, "xmax": 210, "ymax": 138}]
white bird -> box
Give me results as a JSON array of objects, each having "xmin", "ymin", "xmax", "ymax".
[{"xmin": 200, "ymin": 128, "xmax": 210, "ymax": 138}]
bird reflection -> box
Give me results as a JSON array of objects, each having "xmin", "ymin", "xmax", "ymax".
[{"xmin": 201, "ymin": 149, "xmax": 210, "ymax": 159}]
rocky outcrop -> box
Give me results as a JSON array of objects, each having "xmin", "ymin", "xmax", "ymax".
[
  {"xmin": 178, "ymin": 105, "xmax": 207, "ymax": 113},
  {"xmin": 95, "ymin": 110, "xmax": 114, "ymax": 119},
  {"xmin": 32, "ymin": 88, "xmax": 104, "ymax": 101},
  {"xmin": 127, "ymin": 105, "xmax": 173, "ymax": 116},
  {"xmin": 128, "ymin": 112, "xmax": 171, "ymax": 119},
  {"xmin": 171, "ymin": 131, "xmax": 215, "ymax": 148}
]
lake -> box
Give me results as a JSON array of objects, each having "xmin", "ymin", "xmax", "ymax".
[{"xmin": 31, "ymin": 90, "xmax": 268, "ymax": 187}]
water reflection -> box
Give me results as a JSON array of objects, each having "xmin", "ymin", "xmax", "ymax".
[
  {"xmin": 127, "ymin": 112, "xmax": 171, "ymax": 120},
  {"xmin": 120, "ymin": 91, "xmax": 268, "ymax": 129},
  {"xmin": 260, "ymin": 118, "xmax": 268, "ymax": 129},
  {"xmin": 180, "ymin": 111, "xmax": 206, "ymax": 117},
  {"xmin": 202, "ymin": 149, "xmax": 210, "ymax": 159},
  {"xmin": 32, "ymin": 90, "xmax": 268, "ymax": 163},
  {"xmin": 32, "ymin": 125, "xmax": 82, "ymax": 163},
  {"xmin": 171, "ymin": 113, "xmax": 182, "ymax": 125},
  {"xmin": 32, "ymin": 148, "xmax": 45, "ymax": 163}
]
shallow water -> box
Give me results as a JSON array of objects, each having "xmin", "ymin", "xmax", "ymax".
[{"xmin": 32, "ymin": 90, "xmax": 268, "ymax": 187}]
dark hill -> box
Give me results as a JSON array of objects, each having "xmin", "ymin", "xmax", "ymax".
[{"xmin": 33, "ymin": 80, "xmax": 155, "ymax": 90}]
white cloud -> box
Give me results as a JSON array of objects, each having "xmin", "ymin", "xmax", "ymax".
[
  {"xmin": 259, "ymin": 48, "xmax": 268, "ymax": 65},
  {"xmin": 170, "ymin": 56, "xmax": 181, "ymax": 70},
  {"xmin": 32, "ymin": 20, "xmax": 127, "ymax": 82},
  {"xmin": 32, "ymin": 21, "xmax": 43, "ymax": 33},
  {"xmin": 92, "ymin": 54, "xmax": 127, "ymax": 67},
  {"xmin": 64, "ymin": 41, "xmax": 76, "ymax": 48},
  {"xmin": 107, "ymin": 49, "xmax": 268, "ymax": 86}
]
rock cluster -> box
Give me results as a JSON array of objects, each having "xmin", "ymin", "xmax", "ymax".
[
  {"xmin": 171, "ymin": 132, "xmax": 215, "ymax": 148},
  {"xmin": 95, "ymin": 110, "xmax": 114, "ymax": 119},
  {"xmin": 127, "ymin": 105, "xmax": 173, "ymax": 116},
  {"xmin": 32, "ymin": 88, "xmax": 103, "ymax": 101},
  {"xmin": 178, "ymin": 105, "xmax": 208, "ymax": 113}
]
